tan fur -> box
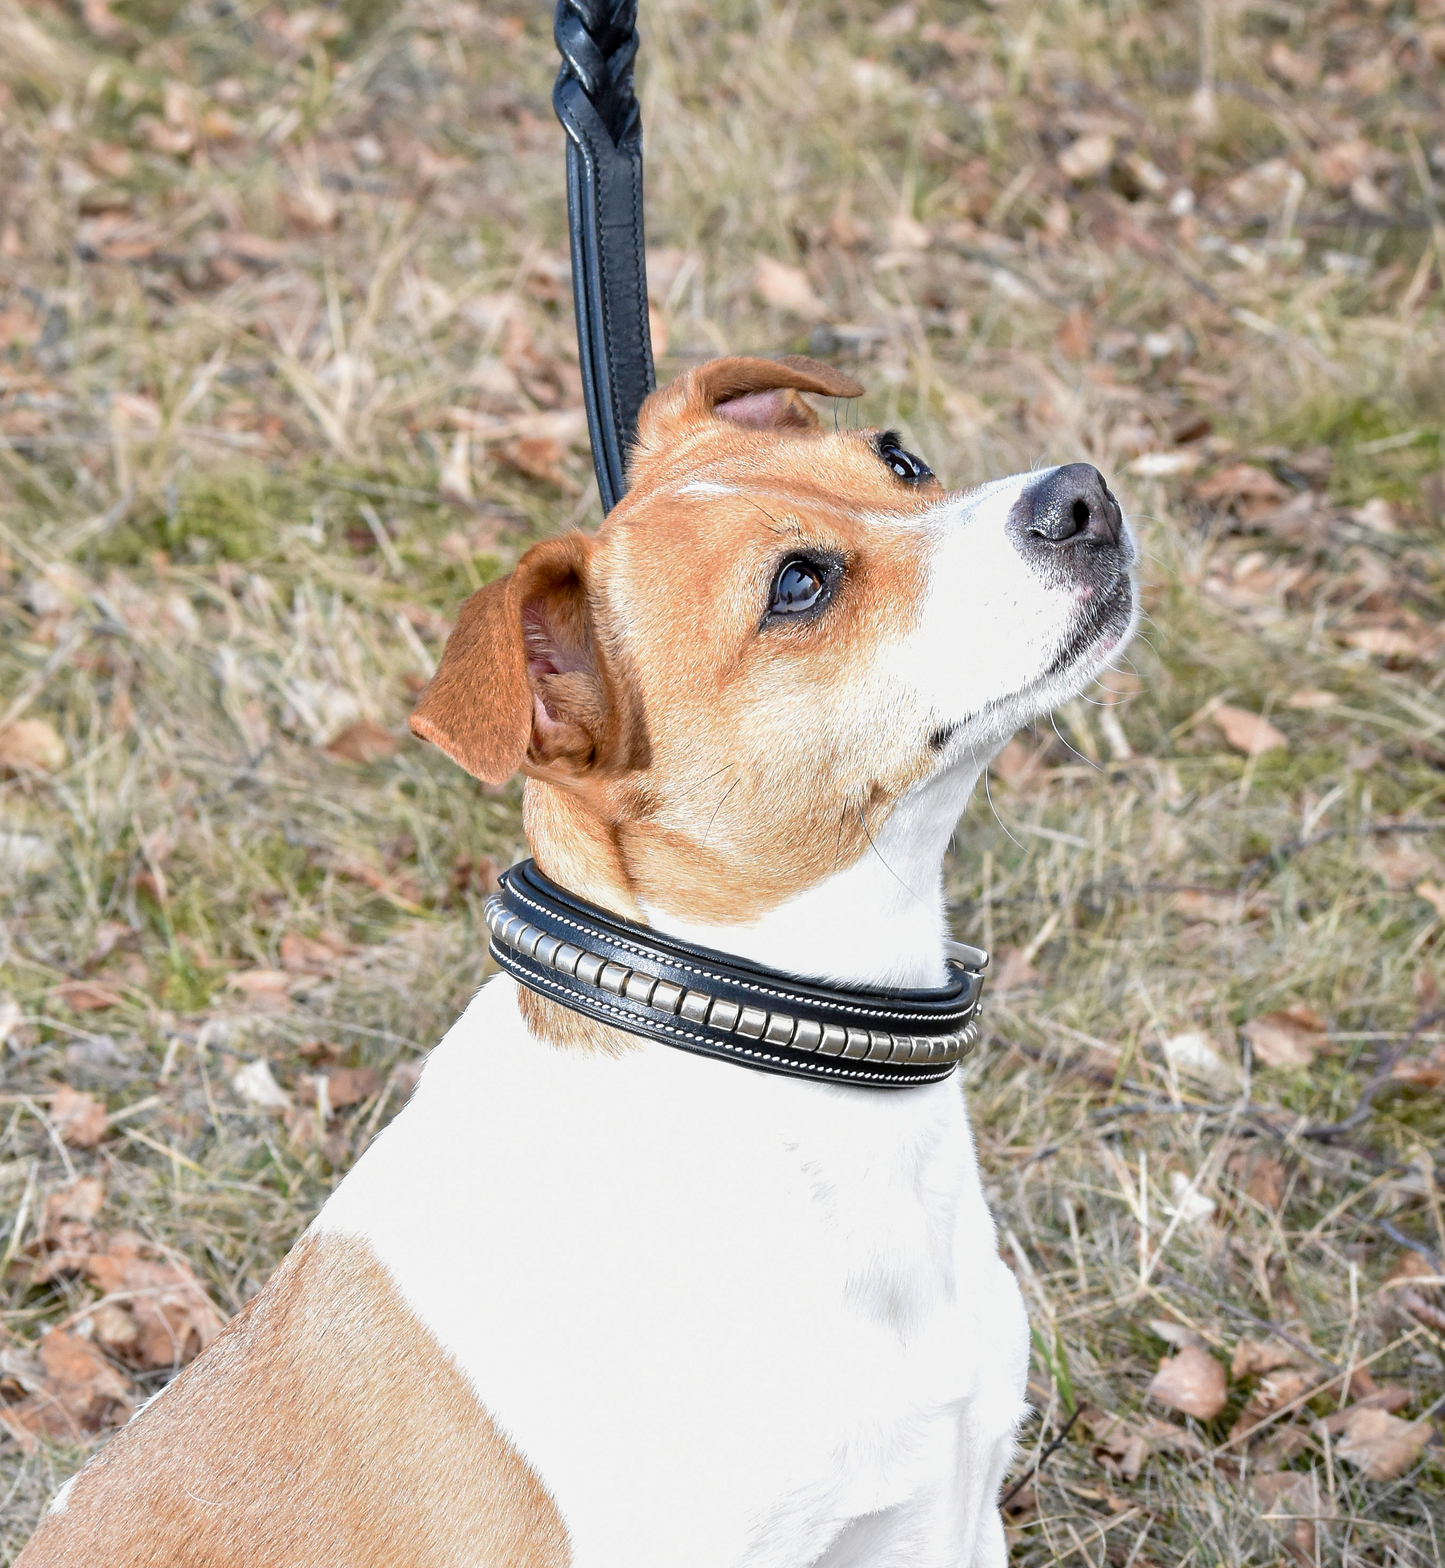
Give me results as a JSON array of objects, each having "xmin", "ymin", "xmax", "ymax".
[
  {"xmin": 413, "ymin": 354, "xmax": 944, "ymax": 951},
  {"xmin": 18, "ymin": 1233, "xmax": 568, "ymax": 1568}
]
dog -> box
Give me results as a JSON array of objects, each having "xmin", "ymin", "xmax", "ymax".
[{"xmin": 19, "ymin": 354, "xmax": 1136, "ymax": 1568}]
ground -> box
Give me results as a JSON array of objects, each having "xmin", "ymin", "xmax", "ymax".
[{"xmin": 2, "ymin": 0, "xmax": 1445, "ymax": 1562}]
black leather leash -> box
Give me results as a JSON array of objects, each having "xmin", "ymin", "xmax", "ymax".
[
  {"xmin": 553, "ymin": 0, "xmax": 655, "ymax": 515},
  {"xmin": 486, "ymin": 860, "xmax": 988, "ymax": 1088}
]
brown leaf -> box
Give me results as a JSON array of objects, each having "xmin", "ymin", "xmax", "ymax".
[
  {"xmin": 1226, "ymin": 1151, "xmax": 1288, "ymax": 1210},
  {"xmin": 991, "ymin": 948, "xmax": 1041, "ymax": 993},
  {"xmin": 0, "ymin": 718, "xmax": 67, "ymax": 774},
  {"xmin": 1081, "ymin": 1407, "xmax": 1151, "ymax": 1480},
  {"xmin": 1147, "ymin": 1344, "xmax": 1227, "ymax": 1420},
  {"xmin": 1230, "ymin": 1336, "xmax": 1307, "ymax": 1380},
  {"xmin": 1392, "ymin": 1043, "xmax": 1445, "ymax": 1090},
  {"xmin": 1334, "ymin": 1406, "xmax": 1431, "ymax": 1481},
  {"xmin": 227, "ymin": 969, "xmax": 292, "ymax": 1009},
  {"xmin": 324, "ymin": 720, "xmax": 401, "ymax": 764},
  {"xmin": 1374, "ymin": 842, "xmax": 1436, "ymax": 891},
  {"xmin": 324, "ymin": 1066, "xmax": 381, "ymax": 1110},
  {"xmin": 1416, "ymin": 881, "xmax": 1445, "ymax": 921},
  {"xmin": 990, "ymin": 737, "xmax": 1047, "ymax": 789},
  {"xmin": 53, "ymin": 978, "xmax": 123, "ymax": 1012},
  {"xmin": 1213, "ymin": 704, "xmax": 1288, "ymax": 756},
  {"xmin": 1193, "ymin": 463, "xmax": 1290, "ymax": 509},
  {"xmin": 279, "ymin": 931, "xmax": 343, "ymax": 972},
  {"xmin": 1244, "ymin": 1008, "xmax": 1327, "ymax": 1069},
  {"xmin": 49, "ymin": 1086, "xmax": 107, "ymax": 1149},
  {"xmin": 1057, "ymin": 132, "xmax": 1115, "ymax": 181},
  {"xmin": 44, "ymin": 1177, "xmax": 106, "ymax": 1233},
  {"xmin": 1228, "ymin": 1368, "xmax": 1314, "ymax": 1441},
  {"xmin": 83, "ymin": 1233, "xmax": 225, "ymax": 1370},
  {"xmin": 501, "ymin": 435, "xmax": 567, "ymax": 487},
  {"xmin": 754, "ymin": 256, "xmax": 828, "ymax": 319}
]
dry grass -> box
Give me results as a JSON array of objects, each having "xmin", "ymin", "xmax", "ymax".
[{"xmin": 3, "ymin": 0, "xmax": 1445, "ymax": 1560}]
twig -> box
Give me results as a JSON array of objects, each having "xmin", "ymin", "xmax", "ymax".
[
  {"xmin": 1157, "ymin": 1269, "xmax": 1336, "ymax": 1370},
  {"xmin": 1301, "ymin": 1007, "xmax": 1445, "ymax": 1141},
  {"xmin": 1238, "ymin": 821, "xmax": 1445, "ymax": 885},
  {"xmin": 1373, "ymin": 1218, "xmax": 1443, "ymax": 1275},
  {"xmin": 1000, "ymin": 1404, "xmax": 1083, "ymax": 1508}
]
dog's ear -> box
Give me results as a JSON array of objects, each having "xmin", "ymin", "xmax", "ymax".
[
  {"xmin": 632, "ymin": 355, "xmax": 864, "ymax": 457},
  {"xmin": 410, "ymin": 532, "xmax": 642, "ymax": 785}
]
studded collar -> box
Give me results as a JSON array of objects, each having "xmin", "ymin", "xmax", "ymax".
[{"xmin": 485, "ymin": 860, "xmax": 988, "ymax": 1088}]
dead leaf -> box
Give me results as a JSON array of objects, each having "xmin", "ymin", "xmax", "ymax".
[
  {"xmin": 1173, "ymin": 889, "xmax": 1243, "ymax": 925},
  {"xmin": 83, "ymin": 1232, "xmax": 225, "ymax": 1370},
  {"xmin": 279, "ymin": 931, "xmax": 346, "ymax": 972},
  {"xmin": 1373, "ymin": 842, "xmax": 1436, "ymax": 891},
  {"xmin": 501, "ymin": 435, "xmax": 567, "ymax": 487},
  {"xmin": 324, "ymin": 1066, "xmax": 381, "ymax": 1109},
  {"xmin": 323, "ymin": 720, "xmax": 401, "ymax": 764},
  {"xmin": 53, "ymin": 979, "xmax": 123, "ymax": 1011},
  {"xmin": 0, "ymin": 718, "xmax": 68, "ymax": 775},
  {"xmin": 1391, "ymin": 1043, "xmax": 1445, "ymax": 1090},
  {"xmin": 990, "ymin": 737, "xmax": 1047, "ymax": 789},
  {"xmin": 1226, "ymin": 1150, "xmax": 1288, "ymax": 1210},
  {"xmin": 1416, "ymin": 881, "xmax": 1445, "ymax": 921},
  {"xmin": 1081, "ymin": 1407, "xmax": 1150, "ymax": 1480},
  {"xmin": 1334, "ymin": 1406, "xmax": 1431, "ymax": 1481},
  {"xmin": 754, "ymin": 256, "xmax": 828, "ymax": 320},
  {"xmin": 1193, "ymin": 463, "xmax": 1290, "ymax": 509},
  {"xmin": 49, "ymin": 1086, "xmax": 107, "ymax": 1149},
  {"xmin": 1244, "ymin": 1008, "xmax": 1327, "ymax": 1069},
  {"xmin": 227, "ymin": 969, "xmax": 292, "ymax": 1008},
  {"xmin": 1162, "ymin": 1031, "xmax": 1238, "ymax": 1089},
  {"xmin": 1230, "ymin": 1335, "xmax": 1308, "ymax": 1379},
  {"xmin": 230, "ymin": 1058, "xmax": 291, "ymax": 1110},
  {"xmin": 1286, "ymin": 688, "xmax": 1337, "ymax": 710},
  {"xmin": 1213, "ymin": 704, "xmax": 1288, "ymax": 756},
  {"xmin": 991, "ymin": 948, "xmax": 1041, "ymax": 993},
  {"xmin": 1058, "ymin": 132, "xmax": 1115, "ymax": 181},
  {"xmin": 1148, "ymin": 1344, "xmax": 1227, "ymax": 1420},
  {"xmin": 1229, "ymin": 1368, "xmax": 1315, "ymax": 1441}
]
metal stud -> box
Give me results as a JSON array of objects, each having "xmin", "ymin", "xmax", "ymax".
[
  {"xmin": 651, "ymin": 980, "xmax": 684, "ymax": 1014},
  {"xmin": 707, "ymin": 998, "xmax": 741, "ymax": 1032},
  {"xmin": 818, "ymin": 1024, "xmax": 847, "ymax": 1056},
  {"xmin": 679, "ymin": 991, "xmax": 711, "ymax": 1025},
  {"xmin": 867, "ymin": 1030, "xmax": 893, "ymax": 1061},
  {"xmin": 736, "ymin": 1006, "xmax": 768, "ymax": 1039},
  {"xmin": 598, "ymin": 962, "xmax": 630, "ymax": 994},
  {"xmin": 552, "ymin": 943, "xmax": 583, "ymax": 976},
  {"xmin": 623, "ymin": 972, "xmax": 657, "ymax": 1006},
  {"xmin": 575, "ymin": 952, "xmax": 606, "ymax": 987},
  {"xmin": 843, "ymin": 1028, "xmax": 871, "ymax": 1059},
  {"xmin": 764, "ymin": 1014, "xmax": 796, "ymax": 1046},
  {"xmin": 534, "ymin": 935, "xmax": 561, "ymax": 968},
  {"xmin": 792, "ymin": 1018, "xmax": 823, "ymax": 1054},
  {"xmin": 515, "ymin": 925, "xmax": 544, "ymax": 958}
]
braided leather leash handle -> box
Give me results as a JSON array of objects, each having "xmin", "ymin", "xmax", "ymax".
[{"xmin": 553, "ymin": 0, "xmax": 655, "ymax": 514}]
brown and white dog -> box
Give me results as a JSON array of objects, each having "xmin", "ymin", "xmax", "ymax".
[{"xmin": 19, "ymin": 355, "xmax": 1135, "ymax": 1568}]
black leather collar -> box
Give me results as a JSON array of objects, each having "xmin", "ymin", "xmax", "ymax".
[{"xmin": 485, "ymin": 861, "xmax": 988, "ymax": 1088}]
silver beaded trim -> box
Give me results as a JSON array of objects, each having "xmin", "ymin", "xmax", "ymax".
[{"xmin": 484, "ymin": 895, "xmax": 981, "ymax": 1066}]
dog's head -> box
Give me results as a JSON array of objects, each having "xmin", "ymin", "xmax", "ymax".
[{"xmin": 412, "ymin": 355, "xmax": 1136, "ymax": 925}]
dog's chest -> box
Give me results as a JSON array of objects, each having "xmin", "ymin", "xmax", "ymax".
[{"xmin": 318, "ymin": 979, "xmax": 1024, "ymax": 1567}]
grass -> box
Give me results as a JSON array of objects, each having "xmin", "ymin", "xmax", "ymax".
[{"xmin": 3, "ymin": 0, "xmax": 1445, "ymax": 1560}]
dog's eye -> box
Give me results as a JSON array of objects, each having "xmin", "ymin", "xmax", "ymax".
[
  {"xmin": 875, "ymin": 432, "xmax": 933, "ymax": 485},
  {"xmin": 768, "ymin": 557, "xmax": 830, "ymax": 616}
]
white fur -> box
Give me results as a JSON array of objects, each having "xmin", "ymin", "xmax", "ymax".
[
  {"xmin": 316, "ymin": 984, "xmax": 1027, "ymax": 1568},
  {"xmin": 46, "ymin": 1476, "xmax": 78, "ymax": 1515},
  {"xmin": 313, "ymin": 463, "xmax": 1134, "ymax": 1567}
]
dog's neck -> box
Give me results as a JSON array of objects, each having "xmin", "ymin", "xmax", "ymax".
[{"xmin": 522, "ymin": 762, "xmax": 984, "ymax": 993}]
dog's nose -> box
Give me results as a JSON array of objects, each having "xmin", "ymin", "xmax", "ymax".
[{"xmin": 1015, "ymin": 464, "xmax": 1122, "ymax": 547}]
